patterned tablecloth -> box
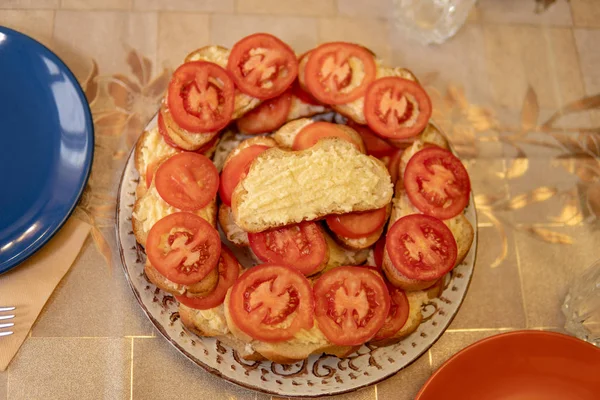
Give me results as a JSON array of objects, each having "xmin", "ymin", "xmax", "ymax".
[{"xmin": 1, "ymin": 0, "xmax": 599, "ymax": 399}]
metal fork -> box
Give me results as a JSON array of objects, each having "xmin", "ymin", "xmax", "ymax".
[{"xmin": 0, "ymin": 306, "xmax": 15, "ymax": 337}]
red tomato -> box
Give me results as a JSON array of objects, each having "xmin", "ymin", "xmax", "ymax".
[
  {"xmin": 218, "ymin": 145, "xmax": 270, "ymax": 206},
  {"xmin": 229, "ymin": 264, "xmax": 314, "ymax": 342},
  {"xmin": 372, "ymin": 285, "xmax": 410, "ymax": 341},
  {"xmin": 313, "ymin": 266, "xmax": 390, "ymax": 346},
  {"xmin": 146, "ymin": 212, "xmax": 221, "ymax": 285},
  {"xmin": 292, "ymin": 121, "xmax": 361, "ymax": 151},
  {"xmin": 248, "ymin": 222, "xmax": 327, "ymax": 276},
  {"xmin": 167, "ymin": 61, "xmax": 235, "ymax": 133},
  {"xmin": 404, "ymin": 147, "xmax": 471, "ymax": 219},
  {"xmin": 364, "ymin": 77, "xmax": 431, "ymax": 139},
  {"xmin": 304, "ymin": 42, "xmax": 376, "ymax": 105},
  {"xmin": 326, "ymin": 207, "xmax": 387, "ymax": 239},
  {"xmin": 176, "ymin": 246, "xmax": 240, "ymax": 310},
  {"xmin": 155, "ymin": 152, "xmax": 219, "ymax": 211},
  {"xmin": 237, "ymin": 89, "xmax": 292, "ymax": 134},
  {"xmin": 348, "ymin": 121, "xmax": 396, "ymax": 158},
  {"xmin": 373, "ymin": 236, "xmax": 386, "ymax": 269},
  {"xmin": 145, "ymin": 160, "xmax": 158, "ymax": 188},
  {"xmin": 386, "ymin": 148, "xmax": 403, "ymax": 185},
  {"xmin": 227, "ymin": 33, "xmax": 298, "ymax": 100},
  {"xmin": 386, "ymin": 214, "xmax": 457, "ymax": 281},
  {"xmin": 292, "ymin": 79, "xmax": 321, "ymax": 106}
]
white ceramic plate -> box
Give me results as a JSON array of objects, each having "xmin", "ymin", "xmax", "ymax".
[{"xmin": 116, "ymin": 116, "xmax": 478, "ymax": 397}]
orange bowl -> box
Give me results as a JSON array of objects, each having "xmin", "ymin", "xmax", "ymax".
[{"xmin": 416, "ymin": 330, "xmax": 600, "ymax": 400}]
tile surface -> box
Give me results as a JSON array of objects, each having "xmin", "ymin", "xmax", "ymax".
[
  {"xmin": 0, "ymin": 0, "xmax": 58, "ymax": 8},
  {"xmin": 319, "ymin": 16, "xmax": 391, "ymax": 62},
  {"xmin": 52, "ymin": 10, "xmax": 157, "ymax": 81},
  {"xmin": 484, "ymin": 25, "xmax": 585, "ymax": 110},
  {"xmin": 450, "ymin": 227, "xmax": 526, "ymax": 330},
  {"xmin": 32, "ymin": 239, "xmax": 154, "ymax": 337},
  {"xmin": 376, "ymin": 354, "xmax": 432, "ymax": 400},
  {"xmin": 132, "ymin": 337, "xmax": 267, "ymax": 400},
  {"xmin": 236, "ymin": 0, "xmax": 336, "ymax": 16},
  {"xmin": 133, "ymin": 0, "xmax": 234, "ymax": 12},
  {"xmin": 570, "ymin": 0, "xmax": 600, "ymax": 27},
  {"xmin": 157, "ymin": 12, "xmax": 210, "ymax": 69},
  {"xmin": 0, "ymin": 10, "xmax": 55, "ymax": 47},
  {"xmin": 61, "ymin": 0, "xmax": 132, "ymax": 9},
  {"xmin": 8, "ymin": 338, "xmax": 130, "ymax": 400},
  {"xmin": 210, "ymin": 14, "xmax": 318, "ymax": 53},
  {"xmin": 478, "ymin": 0, "xmax": 573, "ymax": 26}
]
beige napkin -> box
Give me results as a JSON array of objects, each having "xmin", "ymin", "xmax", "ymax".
[{"xmin": 0, "ymin": 217, "xmax": 91, "ymax": 371}]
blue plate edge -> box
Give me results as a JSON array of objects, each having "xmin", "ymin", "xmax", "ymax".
[{"xmin": 0, "ymin": 26, "xmax": 95, "ymax": 275}]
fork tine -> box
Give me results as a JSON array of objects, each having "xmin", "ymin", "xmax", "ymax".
[
  {"xmin": 0, "ymin": 315, "xmax": 14, "ymax": 320},
  {"xmin": 0, "ymin": 322, "xmax": 14, "ymax": 329},
  {"xmin": 0, "ymin": 331, "xmax": 13, "ymax": 337},
  {"xmin": 0, "ymin": 307, "xmax": 15, "ymax": 312}
]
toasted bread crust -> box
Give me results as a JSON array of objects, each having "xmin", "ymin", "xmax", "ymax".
[
  {"xmin": 160, "ymin": 105, "xmax": 219, "ymax": 151},
  {"xmin": 218, "ymin": 203, "xmax": 249, "ymax": 247},
  {"xmin": 144, "ymin": 261, "xmax": 219, "ymax": 297}
]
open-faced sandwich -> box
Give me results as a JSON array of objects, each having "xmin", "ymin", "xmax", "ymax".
[{"xmin": 131, "ymin": 33, "xmax": 474, "ymax": 364}]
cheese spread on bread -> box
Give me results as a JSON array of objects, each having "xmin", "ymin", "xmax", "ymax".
[
  {"xmin": 138, "ymin": 127, "xmax": 177, "ymax": 175},
  {"xmin": 232, "ymin": 140, "xmax": 393, "ymax": 232}
]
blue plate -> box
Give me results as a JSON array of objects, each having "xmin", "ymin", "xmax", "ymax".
[{"xmin": 0, "ymin": 27, "xmax": 94, "ymax": 274}]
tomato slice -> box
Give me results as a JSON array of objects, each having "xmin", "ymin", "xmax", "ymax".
[
  {"xmin": 372, "ymin": 285, "xmax": 410, "ymax": 341},
  {"xmin": 218, "ymin": 145, "xmax": 270, "ymax": 206},
  {"xmin": 304, "ymin": 42, "xmax": 377, "ymax": 105},
  {"xmin": 326, "ymin": 207, "xmax": 387, "ymax": 239},
  {"xmin": 373, "ymin": 236, "xmax": 386, "ymax": 269},
  {"xmin": 404, "ymin": 147, "xmax": 471, "ymax": 219},
  {"xmin": 364, "ymin": 77, "xmax": 432, "ymax": 139},
  {"xmin": 292, "ymin": 121, "xmax": 361, "ymax": 151},
  {"xmin": 347, "ymin": 121, "xmax": 396, "ymax": 158},
  {"xmin": 229, "ymin": 264, "xmax": 314, "ymax": 342},
  {"xmin": 292, "ymin": 79, "xmax": 321, "ymax": 106},
  {"xmin": 385, "ymin": 148, "xmax": 403, "ymax": 185},
  {"xmin": 155, "ymin": 152, "xmax": 219, "ymax": 211},
  {"xmin": 227, "ymin": 33, "xmax": 298, "ymax": 100},
  {"xmin": 167, "ymin": 61, "xmax": 235, "ymax": 133},
  {"xmin": 237, "ymin": 89, "xmax": 292, "ymax": 134},
  {"xmin": 313, "ymin": 266, "xmax": 390, "ymax": 346},
  {"xmin": 248, "ymin": 222, "xmax": 327, "ymax": 276},
  {"xmin": 145, "ymin": 160, "xmax": 158, "ymax": 188},
  {"xmin": 176, "ymin": 245, "xmax": 240, "ymax": 310},
  {"xmin": 146, "ymin": 212, "xmax": 221, "ymax": 285},
  {"xmin": 386, "ymin": 214, "xmax": 457, "ymax": 281}
]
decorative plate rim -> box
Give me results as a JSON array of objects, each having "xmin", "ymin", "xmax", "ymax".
[{"xmin": 115, "ymin": 116, "xmax": 479, "ymax": 397}]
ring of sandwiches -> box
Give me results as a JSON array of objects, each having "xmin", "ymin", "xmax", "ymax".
[{"xmin": 131, "ymin": 33, "xmax": 475, "ymax": 364}]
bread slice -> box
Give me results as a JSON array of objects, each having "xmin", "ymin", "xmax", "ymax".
[
  {"xmin": 287, "ymin": 95, "xmax": 328, "ymax": 121},
  {"xmin": 218, "ymin": 203, "xmax": 249, "ymax": 247},
  {"xmin": 330, "ymin": 203, "xmax": 392, "ymax": 251},
  {"xmin": 144, "ymin": 260, "xmax": 218, "ymax": 297},
  {"xmin": 320, "ymin": 232, "xmax": 370, "ymax": 274},
  {"xmin": 332, "ymin": 64, "xmax": 419, "ymax": 125},
  {"xmin": 222, "ymin": 136, "xmax": 278, "ymax": 168},
  {"xmin": 272, "ymin": 118, "xmax": 366, "ymax": 153},
  {"xmin": 369, "ymin": 290, "xmax": 425, "ymax": 347},
  {"xmin": 397, "ymin": 123, "xmax": 450, "ymax": 178},
  {"xmin": 134, "ymin": 127, "xmax": 178, "ymax": 181},
  {"xmin": 184, "ymin": 45, "xmax": 261, "ymax": 120},
  {"xmin": 232, "ymin": 139, "xmax": 393, "ymax": 233},
  {"xmin": 382, "ymin": 179, "xmax": 474, "ymax": 291},
  {"xmin": 223, "ymin": 290, "xmax": 358, "ymax": 364},
  {"xmin": 159, "ymin": 104, "xmax": 220, "ymax": 151},
  {"xmin": 132, "ymin": 186, "xmax": 217, "ymax": 247}
]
